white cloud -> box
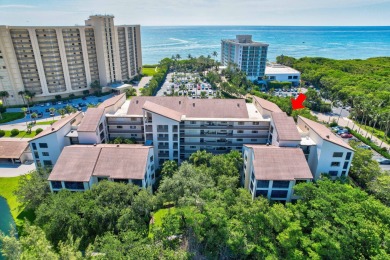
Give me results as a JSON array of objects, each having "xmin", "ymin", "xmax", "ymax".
[{"xmin": 0, "ymin": 4, "xmax": 36, "ymax": 9}]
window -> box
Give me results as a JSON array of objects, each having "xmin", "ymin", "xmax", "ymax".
[
  {"xmin": 346, "ymin": 152, "xmax": 352, "ymax": 160},
  {"xmin": 256, "ymin": 190, "xmax": 268, "ymax": 197},
  {"xmin": 150, "ymin": 155, "xmax": 154, "ymax": 162},
  {"xmin": 333, "ymin": 152, "xmax": 343, "ymax": 157},
  {"xmin": 271, "ymin": 190, "xmax": 288, "ymax": 198},
  {"xmin": 116, "ymin": 126, "xmax": 123, "ymax": 129},
  {"xmin": 190, "ymin": 121, "xmax": 196, "ymax": 124},
  {"xmin": 293, "ymin": 76, "xmax": 298, "ymax": 79},
  {"xmin": 238, "ymin": 122, "xmax": 244, "ymax": 125},
  {"xmin": 343, "ymin": 161, "xmax": 349, "ymax": 169},
  {"xmin": 64, "ymin": 181, "xmax": 84, "ymax": 190},
  {"xmin": 331, "ymin": 162, "xmax": 340, "ymax": 167},
  {"xmin": 113, "ymin": 179, "xmax": 128, "ymax": 183},
  {"xmin": 42, "ymin": 152, "xmax": 49, "ymax": 156},
  {"xmin": 288, "ymin": 76, "xmax": 292, "ymax": 79},
  {"xmin": 329, "ymin": 171, "xmax": 338, "ymax": 177},
  {"xmin": 237, "ymin": 139, "xmax": 243, "ymax": 142},
  {"xmin": 132, "ymin": 179, "xmax": 142, "ymax": 187},
  {"xmin": 39, "ymin": 143, "xmax": 48, "ymax": 148},
  {"xmin": 273, "ymin": 181, "xmax": 290, "ymax": 188},
  {"xmin": 34, "ymin": 151, "xmax": 39, "ymax": 159},
  {"xmin": 257, "ymin": 180, "xmax": 269, "ymax": 188},
  {"xmin": 341, "ymin": 171, "xmax": 347, "ymax": 176},
  {"xmin": 251, "ymin": 139, "xmax": 258, "ymax": 142},
  {"xmin": 237, "ymin": 130, "xmax": 244, "ymax": 133},
  {"xmin": 253, "ymin": 122, "xmax": 260, "ymax": 125},
  {"xmin": 99, "ymin": 123, "xmax": 103, "ymax": 131},
  {"xmin": 31, "ymin": 143, "xmax": 37, "ymax": 150},
  {"xmin": 252, "ymin": 130, "xmax": 258, "ymax": 133},
  {"xmin": 43, "ymin": 160, "xmax": 52, "ymax": 166},
  {"xmin": 251, "ymin": 171, "xmax": 255, "ymax": 182},
  {"xmin": 51, "ymin": 181, "xmax": 62, "ymax": 189}
]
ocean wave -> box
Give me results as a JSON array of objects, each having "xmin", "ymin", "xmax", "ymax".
[{"xmin": 169, "ymin": 37, "xmax": 190, "ymax": 44}]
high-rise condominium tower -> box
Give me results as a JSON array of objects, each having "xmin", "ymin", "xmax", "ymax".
[
  {"xmin": 0, "ymin": 15, "xmax": 142, "ymax": 105},
  {"xmin": 221, "ymin": 35, "xmax": 268, "ymax": 81}
]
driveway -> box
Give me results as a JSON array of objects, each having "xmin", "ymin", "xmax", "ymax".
[
  {"xmin": 133, "ymin": 76, "xmax": 152, "ymax": 96},
  {"xmin": 0, "ymin": 161, "xmax": 36, "ymax": 177}
]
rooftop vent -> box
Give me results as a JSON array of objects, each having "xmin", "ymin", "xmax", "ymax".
[
  {"xmin": 193, "ymin": 103, "xmax": 195, "ymax": 107},
  {"xmin": 326, "ymin": 135, "xmax": 330, "ymax": 139},
  {"xmin": 237, "ymin": 103, "xmax": 240, "ymax": 107},
  {"xmin": 51, "ymin": 128, "xmax": 55, "ymax": 131},
  {"xmin": 266, "ymin": 143, "xmax": 269, "ymax": 146},
  {"xmin": 136, "ymin": 100, "xmax": 138, "ymax": 104},
  {"xmin": 93, "ymin": 143, "xmax": 97, "ymax": 146},
  {"xmin": 117, "ymin": 144, "xmax": 120, "ymax": 147},
  {"xmin": 179, "ymin": 101, "xmax": 181, "ymax": 105}
]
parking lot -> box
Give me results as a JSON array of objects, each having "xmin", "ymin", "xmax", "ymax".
[
  {"xmin": 156, "ymin": 72, "xmax": 216, "ymax": 99},
  {"xmin": 4, "ymin": 94, "xmax": 114, "ymax": 124}
]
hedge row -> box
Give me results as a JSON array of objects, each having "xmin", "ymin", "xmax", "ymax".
[
  {"xmin": 347, "ymin": 127, "xmax": 390, "ymax": 159},
  {"xmin": 267, "ymin": 81, "xmax": 292, "ymax": 89}
]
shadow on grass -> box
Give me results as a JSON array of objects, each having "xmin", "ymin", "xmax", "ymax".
[{"xmin": 16, "ymin": 208, "xmax": 36, "ymax": 234}]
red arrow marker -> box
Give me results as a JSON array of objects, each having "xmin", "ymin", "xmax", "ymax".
[{"xmin": 291, "ymin": 93, "xmax": 306, "ymax": 110}]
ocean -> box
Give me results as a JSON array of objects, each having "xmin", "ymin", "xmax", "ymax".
[{"xmin": 140, "ymin": 26, "xmax": 390, "ymax": 65}]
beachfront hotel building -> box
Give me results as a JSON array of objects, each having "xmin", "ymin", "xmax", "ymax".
[
  {"xmin": 221, "ymin": 35, "xmax": 268, "ymax": 81},
  {"xmin": 29, "ymin": 94, "xmax": 355, "ymax": 198},
  {"xmin": 0, "ymin": 15, "xmax": 142, "ymax": 105}
]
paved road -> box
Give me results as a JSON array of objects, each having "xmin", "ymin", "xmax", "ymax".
[
  {"xmin": 0, "ymin": 162, "xmax": 36, "ymax": 177},
  {"xmin": 2, "ymin": 94, "xmax": 114, "ymax": 125}
]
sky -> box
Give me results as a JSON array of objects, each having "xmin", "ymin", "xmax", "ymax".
[{"xmin": 0, "ymin": 0, "xmax": 389, "ymax": 26}]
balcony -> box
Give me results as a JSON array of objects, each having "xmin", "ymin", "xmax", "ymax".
[
  {"xmin": 158, "ymin": 152, "xmax": 169, "ymax": 158},
  {"xmin": 158, "ymin": 144, "xmax": 169, "ymax": 150},
  {"xmin": 145, "ymin": 125, "xmax": 153, "ymax": 132},
  {"xmin": 157, "ymin": 136, "xmax": 169, "ymax": 141}
]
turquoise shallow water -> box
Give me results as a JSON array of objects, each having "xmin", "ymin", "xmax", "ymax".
[
  {"xmin": 0, "ymin": 196, "xmax": 16, "ymax": 259},
  {"xmin": 141, "ymin": 26, "xmax": 390, "ymax": 64}
]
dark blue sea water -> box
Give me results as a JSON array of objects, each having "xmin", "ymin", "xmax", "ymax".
[{"xmin": 141, "ymin": 26, "xmax": 390, "ymax": 65}]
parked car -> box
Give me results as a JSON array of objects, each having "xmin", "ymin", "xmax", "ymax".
[
  {"xmin": 37, "ymin": 112, "xmax": 43, "ymax": 118},
  {"xmin": 340, "ymin": 133, "xmax": 353, "ymax": 138},
  {"xmin": 57, "ymin": 101, "xmax": 62, "ymax": 105},
  {"xmin": 46, "ymin": 103, "xmax": 50, "ymax": 106},
  {"xmin": 79, "ymin": 103, "xmax": 86, "ymax": 107},
  {"xmin": 49, "ymin": 112, "xmax": 55, "ymax": 117},
  {"xmin": 376, "ymin": 158, "xmax": 390, "ymax": 165},
  {"xmin": 51, "ymin": 101, "xmax": 56, "ymax": 105},
  {"xmin": 82, "ymin": 97, "xmax": 87, "ymax": 100},
  {"xmin": 332, "ymin": 126, "xmax": 341, "ymax": 132},
  {"xmin": 77, "ymin": 107, "xmax": 82, "ymax": 111},
  {"xmin": 45, "ymin": 108, "xmax": 50, "ymax": 113},
  {"xmin": 40, "ymin": 103, "xmax": 45, "ymax": 107},
  {"xmin": 337, "ymin": 129, "xmax": 349, "ymax": 135},
  {"xmin": 357, "ymin": 144, "xmax": 371, "ymax": 150}
]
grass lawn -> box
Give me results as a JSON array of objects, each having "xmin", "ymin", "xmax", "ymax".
[
  {"xmin": 142, "ymin": 67, "xmax": 159, "ymax": 77},
  {"xmin": 0, "ymin": 130, "xmax": 37, "ymax": 138},
  {"xmin": 0, "ymin": 112, "xmax": 25, "ymax": 124},
  {"xmin": 36, "ymin": 120, "xmax": 57, "ymax": 125},
  {"xmin": 0, "ymin": 175, "xmax": 34, "ymax": 229}
]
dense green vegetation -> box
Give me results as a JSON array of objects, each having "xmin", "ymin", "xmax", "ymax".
[
  {"xmin": 0, "ymin": 112, "xmax": 24, "ymax": 124},
  {"xmin": 1, "ymin": 149, "xmax": 389, "ymax": 259},
  {"xmin": 141, "ymin": 59, "xmax": 170, "ymax": 96},
  {"xmin": 277, "ymin": 56, "xmax": 390, "ymax": 141}
]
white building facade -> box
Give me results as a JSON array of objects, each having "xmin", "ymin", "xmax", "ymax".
[
  {"xmin": 0, "ymin": 15, "xmax": 142, "ymax": 105},
  {"xmin": 221, "ymin": 35, "xmax": 268, "ymax": 81},
  {"xmin": 265, "ymin": 64, "xmax": 301, "ymax": 86}
]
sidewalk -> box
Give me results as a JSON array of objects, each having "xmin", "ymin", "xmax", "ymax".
[{"xmin": 313, "ymin": 111, "xmax": 390, "ymax": 151}]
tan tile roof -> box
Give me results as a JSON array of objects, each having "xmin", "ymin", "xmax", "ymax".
[
  {"xmin": 29, "ymin": 112, "xmax": 82, "ymax": 141},
  {"xmin": 246, "ymin": 145, "xmax": 313, "ymax": 180},
  {"xmin": 48, "ymin": 146, "xmax": 101, "ymax": 182},
  {"xmin": 48, "ymin": 144, "xmax": 151, "ymax": 182},
  {"xmin": 98, "ymin": 93, "xmax": 126, "ymax": 109},
  {"xmin": 272, "ymin": 112, "xmax": 301, "ymax": 141},
  {"xmin": 0, "ymin": 140, "xmax": 29, "ymax": 159},
  {"xmin": 143, "ymin": 101, "xmax": 183, "ymax": 121},
  {"xmin": 252, "ymin": 96, "xmax": 283, "ymax": 113},
  {"xmin": 77, "ymin": 108, "xmax": 104, "ymax": 132},
  {"xmin": 298, "ymin": 116, "xmax": 354, "ymax": 151},
  {"xmin": 93, "ymin": 145, "xmax": 150, "ymax": 180},
  {"xmin": 127, "ymin": 97, "xmax": 250, "ymax": 119}
]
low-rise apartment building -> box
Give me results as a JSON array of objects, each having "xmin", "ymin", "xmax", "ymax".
[
  {"xmin": 28, "ymin": 94, "xmax": 354, "ymax": 199},
  {"xmin": 265, "ymin": 64, "xmax": 301, "ymax": 86},
  {"xmin": 48, "ymin": 144, "xmax": 154, "ymax": 192}
]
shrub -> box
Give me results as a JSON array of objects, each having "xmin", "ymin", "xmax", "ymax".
[
  {"xmin": 55, "ymin": 95, "xmax": 61, "ymax": 100},
  {"xmin": 0, "ymin": 129, "xmax": 5, "ymax": 137},
  {"xmin": 347, "ymin": 127, "xmax": 390, "ymax": 159},
  {"xmin": 0, "ymin": 104, "xmax": 6, "ymax": 113},
  {"xmin": 267, "ymin": 81, "xmax": 292, "ymax": 89},
  {"xmin": 83, "ymin": 90, "xmax": 90, "ymax": 95},
  {"xmin": 36, "ymin": 128, "xmax": 43, "ymax": 135},
  {"xmin": 69, "ymin": 94, "xmax": 75, "ymax": 99},
  {"xmin": 11, "ymin": 129, "xmax": 19, "ymax": 136},
  {"xmin": 329, "ymin": 120, "xmax": 338, "ymax": 127}
]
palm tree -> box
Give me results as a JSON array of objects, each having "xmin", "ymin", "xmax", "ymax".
[
  {"xmin": 212, "ymin": 51, "xmax": 218, "ymax": 59},
  {"xmin": 0, "ymin": 91, "xmax": 9, "ymax": 106},
  {"xmin": 17, "ymin": 91, "xmax": 26, "ymax": 105},
  {"xmin": 58, "ymin": 108, "xmax": 66, "ymax": 118},
  {"xmin": 49, "ymin": 107, "xmax": 56, "ymax": 124},
  {"xmin": 175, "ymin": 54, "xmax": 181, "ymax": 61},
  {"xmin": 21, "ymin": 107, "xmax": 28, "ymax": 130},
  {"xmin": 31, "ymin": 112, "xmax": 38, "ymax": 124},
  {"xmin": 188, "ymin": 54, "xmax": 192, "ymax": 60}
]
